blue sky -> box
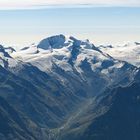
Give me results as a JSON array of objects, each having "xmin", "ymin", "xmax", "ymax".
[{"xmin": 0, "ymin": 3, "xmax": 140, "ymax": 46}]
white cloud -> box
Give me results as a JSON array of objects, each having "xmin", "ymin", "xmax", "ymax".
[
  {"xmin": 0, "ymin": 0, "xmax": 140, "ymax": 8},
  {"xmin": 42, "ymin": 0, "xmax": 140, "ymax": 6}
]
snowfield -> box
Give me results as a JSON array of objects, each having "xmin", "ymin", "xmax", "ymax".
[{"xmin": 99, "ymin": 42, "xmax": 140, "ymax": 67}]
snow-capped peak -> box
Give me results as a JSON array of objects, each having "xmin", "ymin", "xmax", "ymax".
[
  {"xmin": 10, "ymin": 35, "xmax": 108, "ymax": 71},
  {"xmin": 0, "ymin": 45, "xmax": 12, "ymax": 58},
  {"xmin": 37, "ymin": 34, "xmax": 97, "ymax": 51},
  {"xmin": 37, "ymin": 34, "xmax": 66, "ymax": 50},
  {"xmin": 0, "ymin": 45, "xmax": 18, "ymax": 68}
]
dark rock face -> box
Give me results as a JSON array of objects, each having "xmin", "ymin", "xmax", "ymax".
[
  {"xmin": 135, "ymin": 42, "xmax": 140, "ymax": 45},
  {"xmin": 0, "ymin": 65, "xmax": 88, "ymax": 140},
  {"xmin": 84, "ymin": 83, "xmax": 140, "ymax": 140},
  {"xmin": 60, "ymin": 81, "xmax": 140, "ymax": 140},
  {"xmin": 1, "ymin": 61, "xmax": 140, "ymax": 140},
  {"xmin": 68, "ymin": 43, "xmax": 80, "ymax": 66}
]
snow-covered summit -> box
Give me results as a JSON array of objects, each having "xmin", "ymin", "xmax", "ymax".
[
  {"xmin": 37, "ymin": 35, "xmax": 97, "ymax": 51},
  {"xmin": 0, "ymin": 45, "xmax": 12, "ymax": 58},
  {"xmin": 37, "ymin": 34, "xmax": 66, "ymax": 50},
  {"xmin": 9, "ymin": 35, "xmax": 134, "ymax": 78},
  {"xmin": 0, "ymin": 45, "xmax": 17, "ymax": 68},
  {"xmin": 4, "ymin": 47, "xmax": 16, "ymax": 54},
  {"xmin": 11, "ymin": 35, "xmax": 102, "ymax": 71}
]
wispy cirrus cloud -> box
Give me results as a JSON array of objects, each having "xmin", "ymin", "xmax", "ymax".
[{"xmin": 0, "ymin": 0, "xmax": 140, "ymax": 9}]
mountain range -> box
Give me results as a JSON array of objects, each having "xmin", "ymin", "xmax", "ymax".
[{"xmin": 0, "ymin": 34, "xmax": 140, "ymax": 140}]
